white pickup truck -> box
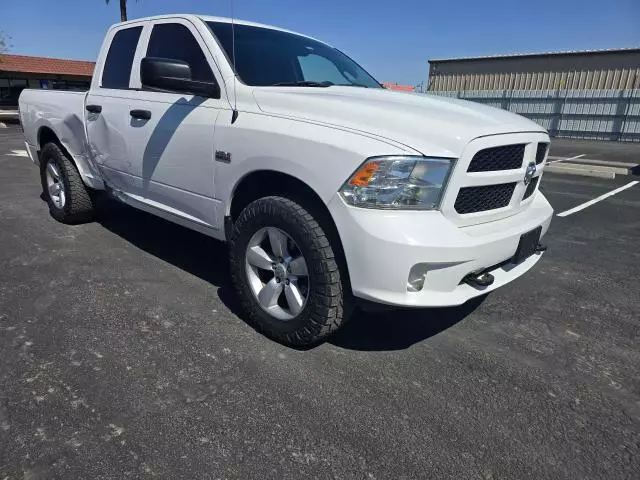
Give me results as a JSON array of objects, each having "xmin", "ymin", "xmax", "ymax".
[{"xmin": 19, "ymin": 14, "xmax": 553, "ymax": 346}]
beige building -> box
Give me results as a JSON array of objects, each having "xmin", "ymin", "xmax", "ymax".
[{"xmin": 428, "ymin": 48, "xmax": 640, "ymax": 92}]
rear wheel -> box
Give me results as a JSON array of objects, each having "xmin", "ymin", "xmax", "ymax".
[
  {"xmin": 229, "ymin": 196, "xmax": 347, "ymax": 347},
  {"xmin": 39, "ymin": 142, "xmax": 94, "ymax": 224}
]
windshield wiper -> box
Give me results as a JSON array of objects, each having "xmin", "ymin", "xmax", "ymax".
[
  {"xmin": 271, "ymin": 81, "xmax": 334, "ymax": 87},
  {"xmin": 335, "ymin": 83, "xmax": 370, "ymax": 88}
]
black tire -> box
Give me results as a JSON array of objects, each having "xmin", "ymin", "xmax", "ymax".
[
  {"xmin": 229, "ymin": 196, "xmax": 347, "ymax": 347},
  {"xmin": 39, "ymin": 142, "xmax": 94, "ymax": 224}
]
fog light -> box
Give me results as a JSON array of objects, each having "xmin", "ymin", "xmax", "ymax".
[{"xmin": 407, "ymin": 264, "xmax": 428, "ymax": 292}]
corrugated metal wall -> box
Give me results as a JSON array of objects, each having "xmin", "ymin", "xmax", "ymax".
[
  {"xmin": 428, "ymin": 50, "xmax": 640, "ymax": 92},
  {"xmin": 426, "ymin": 51, "xmax": 640, "ymax": 141},
  {"xmin": 425, "ymin": 89, "xmax": 640, "ymax": 142},
  {"xmin": 430, "ymin": 67, "xmax": 640, "ymax": 91}
]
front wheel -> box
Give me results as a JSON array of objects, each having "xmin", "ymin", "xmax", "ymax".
[{"xmin": 229, "ymin": 196, "xmax": 347, "ymax": 347}]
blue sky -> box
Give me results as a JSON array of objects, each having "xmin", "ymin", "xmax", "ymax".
[{"xmin": 3, "ymin": 0, "xmax": 640, "ymax": 86}]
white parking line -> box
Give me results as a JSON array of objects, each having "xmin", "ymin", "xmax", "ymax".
[
  {"xmin": 547, "ymin": 154, "xmax": 585, "ymax": 164},
  {"xmin": 6, "ymin": 149, "xmax": 28, "ymax": 158},
  {"xmin": 557, "ymin": 181, "xmax": 639, "ymax": 217}
]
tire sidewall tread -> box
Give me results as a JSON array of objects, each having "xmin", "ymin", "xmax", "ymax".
[
  {"xmin": 229, "ymin": 196, "xmax": 346, "ymax": 347},
  {"xmin": 40, "ymin": 142, "xmax": 94, "ymax": 224}
]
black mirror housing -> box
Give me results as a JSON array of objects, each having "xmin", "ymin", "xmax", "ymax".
[{"xmin": 140, "ymin": 57, "xmax": 220, "ymax": 98}]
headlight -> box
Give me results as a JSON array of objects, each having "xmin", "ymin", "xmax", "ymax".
[{"xmin": 339, "ymin": 156, "xmax": 455, "ymax": 210}]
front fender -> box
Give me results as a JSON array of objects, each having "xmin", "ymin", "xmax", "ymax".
[{"xmin": 214, "ymin": 111, "xmax": 414, "ymax": 213}]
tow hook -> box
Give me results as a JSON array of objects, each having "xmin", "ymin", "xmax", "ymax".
[{"xmin": 463, "ymin": 271, "xmax": 495, "ymax": 288}]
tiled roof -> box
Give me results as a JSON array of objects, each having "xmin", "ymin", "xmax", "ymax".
[
  {"xmin": 383, "ymin": 82, "xmax": 415, "ymax": 92},
  {"xmin": 0, "ymin": 54, "xmax": 94, "ymax": 77}
]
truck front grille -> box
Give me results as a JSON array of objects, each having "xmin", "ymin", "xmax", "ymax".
[
  {"xmin": 535, "ymin": 143, "xmax": 548, "ymax": 164},
  {"xmin": 467, "ymin": 144, "xmax": 525, "ymax": 172},
  {"xmin": 454, "ymin": 182, "xmax": 516, "ymax": 214}
]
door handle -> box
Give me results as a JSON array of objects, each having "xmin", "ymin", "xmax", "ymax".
[
  {"xmin": 86, "ymin": 104, "xmax": 102, "ymax": 114},
  {"xmin": 130, "ymin": 109, "xmax": 151, "ymax": 120}
]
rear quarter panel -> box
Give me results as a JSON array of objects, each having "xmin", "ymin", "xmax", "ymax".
[{"xmin": 19, "ymin": 89, "xmax": 104, "ymax": 189}]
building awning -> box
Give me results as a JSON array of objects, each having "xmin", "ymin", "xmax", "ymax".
[{"xmin": 0, "ymin": 54, "xmax": 95, "ymax": 77}]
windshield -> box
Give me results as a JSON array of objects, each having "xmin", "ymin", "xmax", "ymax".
[{"xmin": 206, "ymin": 21, "xmax": 382, "ymax": 88}]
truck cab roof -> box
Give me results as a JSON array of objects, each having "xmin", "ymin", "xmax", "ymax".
[{"xmin": 112, "ymin": 14, "xmax": 325, "ymax": 45}]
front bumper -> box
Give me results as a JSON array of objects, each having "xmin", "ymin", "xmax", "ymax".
[{"xmin": 328, "ymin": 192, "xmax": 553, "ymax": 307}]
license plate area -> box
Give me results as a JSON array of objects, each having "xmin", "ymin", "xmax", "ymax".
[{"xmin": 513, "ymin": 226, "xmax": 542, "ymax": 264}]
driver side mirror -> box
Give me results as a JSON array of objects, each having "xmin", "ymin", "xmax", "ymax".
[{"xmin": 140, "ymin": 57, "xmax": 220, "ymax": 98}]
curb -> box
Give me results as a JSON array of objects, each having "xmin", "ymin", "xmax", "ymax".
[
  {"xmin": 548, "ymin": 156, "xmax": 637, "ymax": 175},
  {"xmin": 546, "ymin": 163, "xmax": 616, "ymax": 179}
]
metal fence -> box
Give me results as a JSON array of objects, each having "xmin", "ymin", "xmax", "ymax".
[{"xmin": 425, "ymin": 89, "xmax": 640, "ymax": 142}]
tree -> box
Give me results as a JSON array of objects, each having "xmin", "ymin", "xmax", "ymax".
[
  {"xmin": 0, "ymin": 31, "xmax": 10, "ymax": 55},
  {"xmin": 105, "ymin": 0, "xmax": 135, "ymax": 22},
  {"xmin": 0, "ymin": 31, "xmax": 11, "ymax": 65}
]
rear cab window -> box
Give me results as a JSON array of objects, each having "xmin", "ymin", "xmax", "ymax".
[{"xmin": 101, "ymin": 26, "xmax": 143, "ymax": 89}]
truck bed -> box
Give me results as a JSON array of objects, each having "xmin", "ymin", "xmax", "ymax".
[
  {"xmin": 18, "ymin": 89, "xmax": 104, "ymax": 188},
  {"xmin": 19, "ymin": 89, "xmax": 88, "ymax": 150}
]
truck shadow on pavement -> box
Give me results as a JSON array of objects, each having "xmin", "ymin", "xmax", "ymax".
[
  {"xmin": 327, "ymin": 297, "xmax": 485, "ymax": 351},
  {"xmin": 95, "ymin": 197, "xmax": 484, "ymax": 352},
  {"xmin": 95, "ymin": 198, "xmax": 230, "ymax": 287}
]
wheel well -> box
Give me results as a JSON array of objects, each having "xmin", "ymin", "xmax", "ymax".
[
  {"xmin": 38, "ymin": 126, "xmax": 59, "ymax": 150},
  {"xmin": 37, "ymin": 127, "xmax": 78, "ymax": 174},
  {"xmin": 231, "ymin": 171, "xmax": 325, "ymax": 220},
  {"xmin": 229, "ymin": 170, "xmax": 352, "ymax": 293}
]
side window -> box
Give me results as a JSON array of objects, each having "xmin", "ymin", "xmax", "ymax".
[
  {"xmin": 146, "ymin": 23, "xmax": 215, "ymax": 82},
  {"xmin": 102, "ymin": 26, "xmax": 142, "ymax": 89}
]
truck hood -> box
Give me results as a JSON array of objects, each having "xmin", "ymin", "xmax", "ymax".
[{"xmin": 252, "ymin": 87, "xmax": 546, "ymax": 157}]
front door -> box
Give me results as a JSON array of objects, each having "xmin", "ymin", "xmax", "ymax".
[
  {"xmin": 126, "ymin": 19, "xmax": 228, "ymax": 228},
  {"xmin": 124, "ymin": 93, "xmax": 219, "ymax": 228}
]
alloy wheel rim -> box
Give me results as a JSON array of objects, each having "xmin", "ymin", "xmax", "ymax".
[
  {"xmin": 45, "ymin": 161, "xmax": 65, "ymax": 209},
  {"xmin": 245, "ymin": 227, "xmax": 309, "ymax": 320}
]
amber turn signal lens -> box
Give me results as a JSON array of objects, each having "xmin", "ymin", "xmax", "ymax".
[{"xmin": 349, "ymin": 160, "xmax": 381, "ymax": 187}]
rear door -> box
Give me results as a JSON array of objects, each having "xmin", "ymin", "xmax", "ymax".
[
  {"xmin": 86, "ymin": 23, "xmax": 146, "ymax": 194},
  {"xmin": 125, "ymin": 19, "xmax": 228, "ymax": 229}
]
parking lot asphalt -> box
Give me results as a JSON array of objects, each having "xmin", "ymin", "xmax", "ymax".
[
  {"xmin": 550, "ymin": 137, "xmax": 640, "ymax": 167},
  {"xmin": 1, "ymin": 126, "xmax": 639, "ymax": 479}
]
